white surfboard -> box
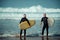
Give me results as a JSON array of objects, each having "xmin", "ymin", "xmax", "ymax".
[{"xmin": 40, "ymin": 17, "xmax": 55, "ymax": 27}]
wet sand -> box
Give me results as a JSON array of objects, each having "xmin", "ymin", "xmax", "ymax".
[{"xmin": 0, "ymin": 36, "xmax": 60, "ymax": 40}]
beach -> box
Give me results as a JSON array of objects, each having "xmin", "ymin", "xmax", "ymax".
[{"xmin": 0, "ymin": 36, "xmax": 60, "ymax": 40}]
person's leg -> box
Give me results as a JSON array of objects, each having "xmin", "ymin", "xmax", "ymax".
[
  {"xmin": 42, "ymin": 26, "xmax": 45, "ymax": 35},
  {"xmin": 24, "ymin": 29, "xmax": 26, "ymax": 40},
  {"xmin": 20, "ymin": 30, "xmax": 22, "ymax": 40},
  {"xmin": 46, "ymin": 26, "xmax": 48, "ymax": 37}
]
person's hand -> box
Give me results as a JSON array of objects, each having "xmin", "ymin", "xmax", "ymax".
[
  {"xmin": 29, "ymin": 24, "xmax": 31, "ymax": 27},
  {"xmin": 40, "ymin": 22, "xmax": 43, "ymax": 27},
  {"xmin": 40, "ymin": 22, "xmax": 42, "ymax": 25}
]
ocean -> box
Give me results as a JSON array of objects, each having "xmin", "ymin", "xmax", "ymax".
[{"xmin": 0, "ymin": 12, "xmax": 60, "ymax": 37}]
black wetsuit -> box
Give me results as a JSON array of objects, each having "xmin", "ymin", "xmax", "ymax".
[
  {"xmin": 20, "ymin": 17, "xmax": 30, "ymax": 40},
  {"xmin": 20, "ymin": 17, "xmax": 30, "ymax": 25},
  {"xmin": 41, "ymin": 17, "xmax": 49, "ymax": 36}
]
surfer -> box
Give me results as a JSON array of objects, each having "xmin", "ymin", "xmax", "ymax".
[
  {"xmin": 41, "ymin": 13, "xmax": 49, "ymax": 37},
  {"xmin": 20, "ymin": 14, "xmax": 30, "ymax": 40}
]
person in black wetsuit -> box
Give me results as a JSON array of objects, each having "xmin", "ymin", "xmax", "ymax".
[
  {"xmin": 41, "ymin": 13, "xmax": 49, "ymax": 37},
  {"xmin": 20, "ymin": 14, "xmax": 30, "ymax": 40}
]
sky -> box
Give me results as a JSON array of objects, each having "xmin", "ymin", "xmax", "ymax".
[{"xmin": 0, "ymin": 0, "xmax": 60, "ymax": 8}]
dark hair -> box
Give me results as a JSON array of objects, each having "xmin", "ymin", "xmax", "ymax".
[{"xmin": 24, "ymin": 14, "xmax": 26, "ymax": 15}]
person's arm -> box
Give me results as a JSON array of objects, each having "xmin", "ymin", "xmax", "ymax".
[
  {"xmin": 26, "ymin": 18, "xmax": 30, "ymax": 26},
  {"xmin": 20, "ymin": 18, "xmax": 23, "ymax": 23},
  {"xmin": 47, "ymin": 17, "xmax": 48, "ymax": 20},
  {"xmin": 40, "ymin": 18, "xmax": 43, "ymax": 25},
  {"xmin": 41, "ymin": 18, "xmax": 43, "ymax": 22}
]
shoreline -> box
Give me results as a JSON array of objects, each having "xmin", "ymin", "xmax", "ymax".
[{"xmin": 0, "ymin": 36, "xmax": 60, "ymax": 40}]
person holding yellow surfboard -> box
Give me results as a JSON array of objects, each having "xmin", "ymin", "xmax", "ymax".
[
  {"xmin": 20, "ymin": 14, "xmax": 30, "ymax": 40},
  {"xmin": 41, "ymin": 13, "xmax": 49, "ymax": 37}
]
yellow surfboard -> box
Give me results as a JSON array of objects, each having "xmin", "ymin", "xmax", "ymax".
[
  {"xmin": 40, "ymin": 17, "xmax": 55, "ymax": 27},
  {"xmin": 19, "ymin": 20, "xmax": 35, "ymax": 30}
]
